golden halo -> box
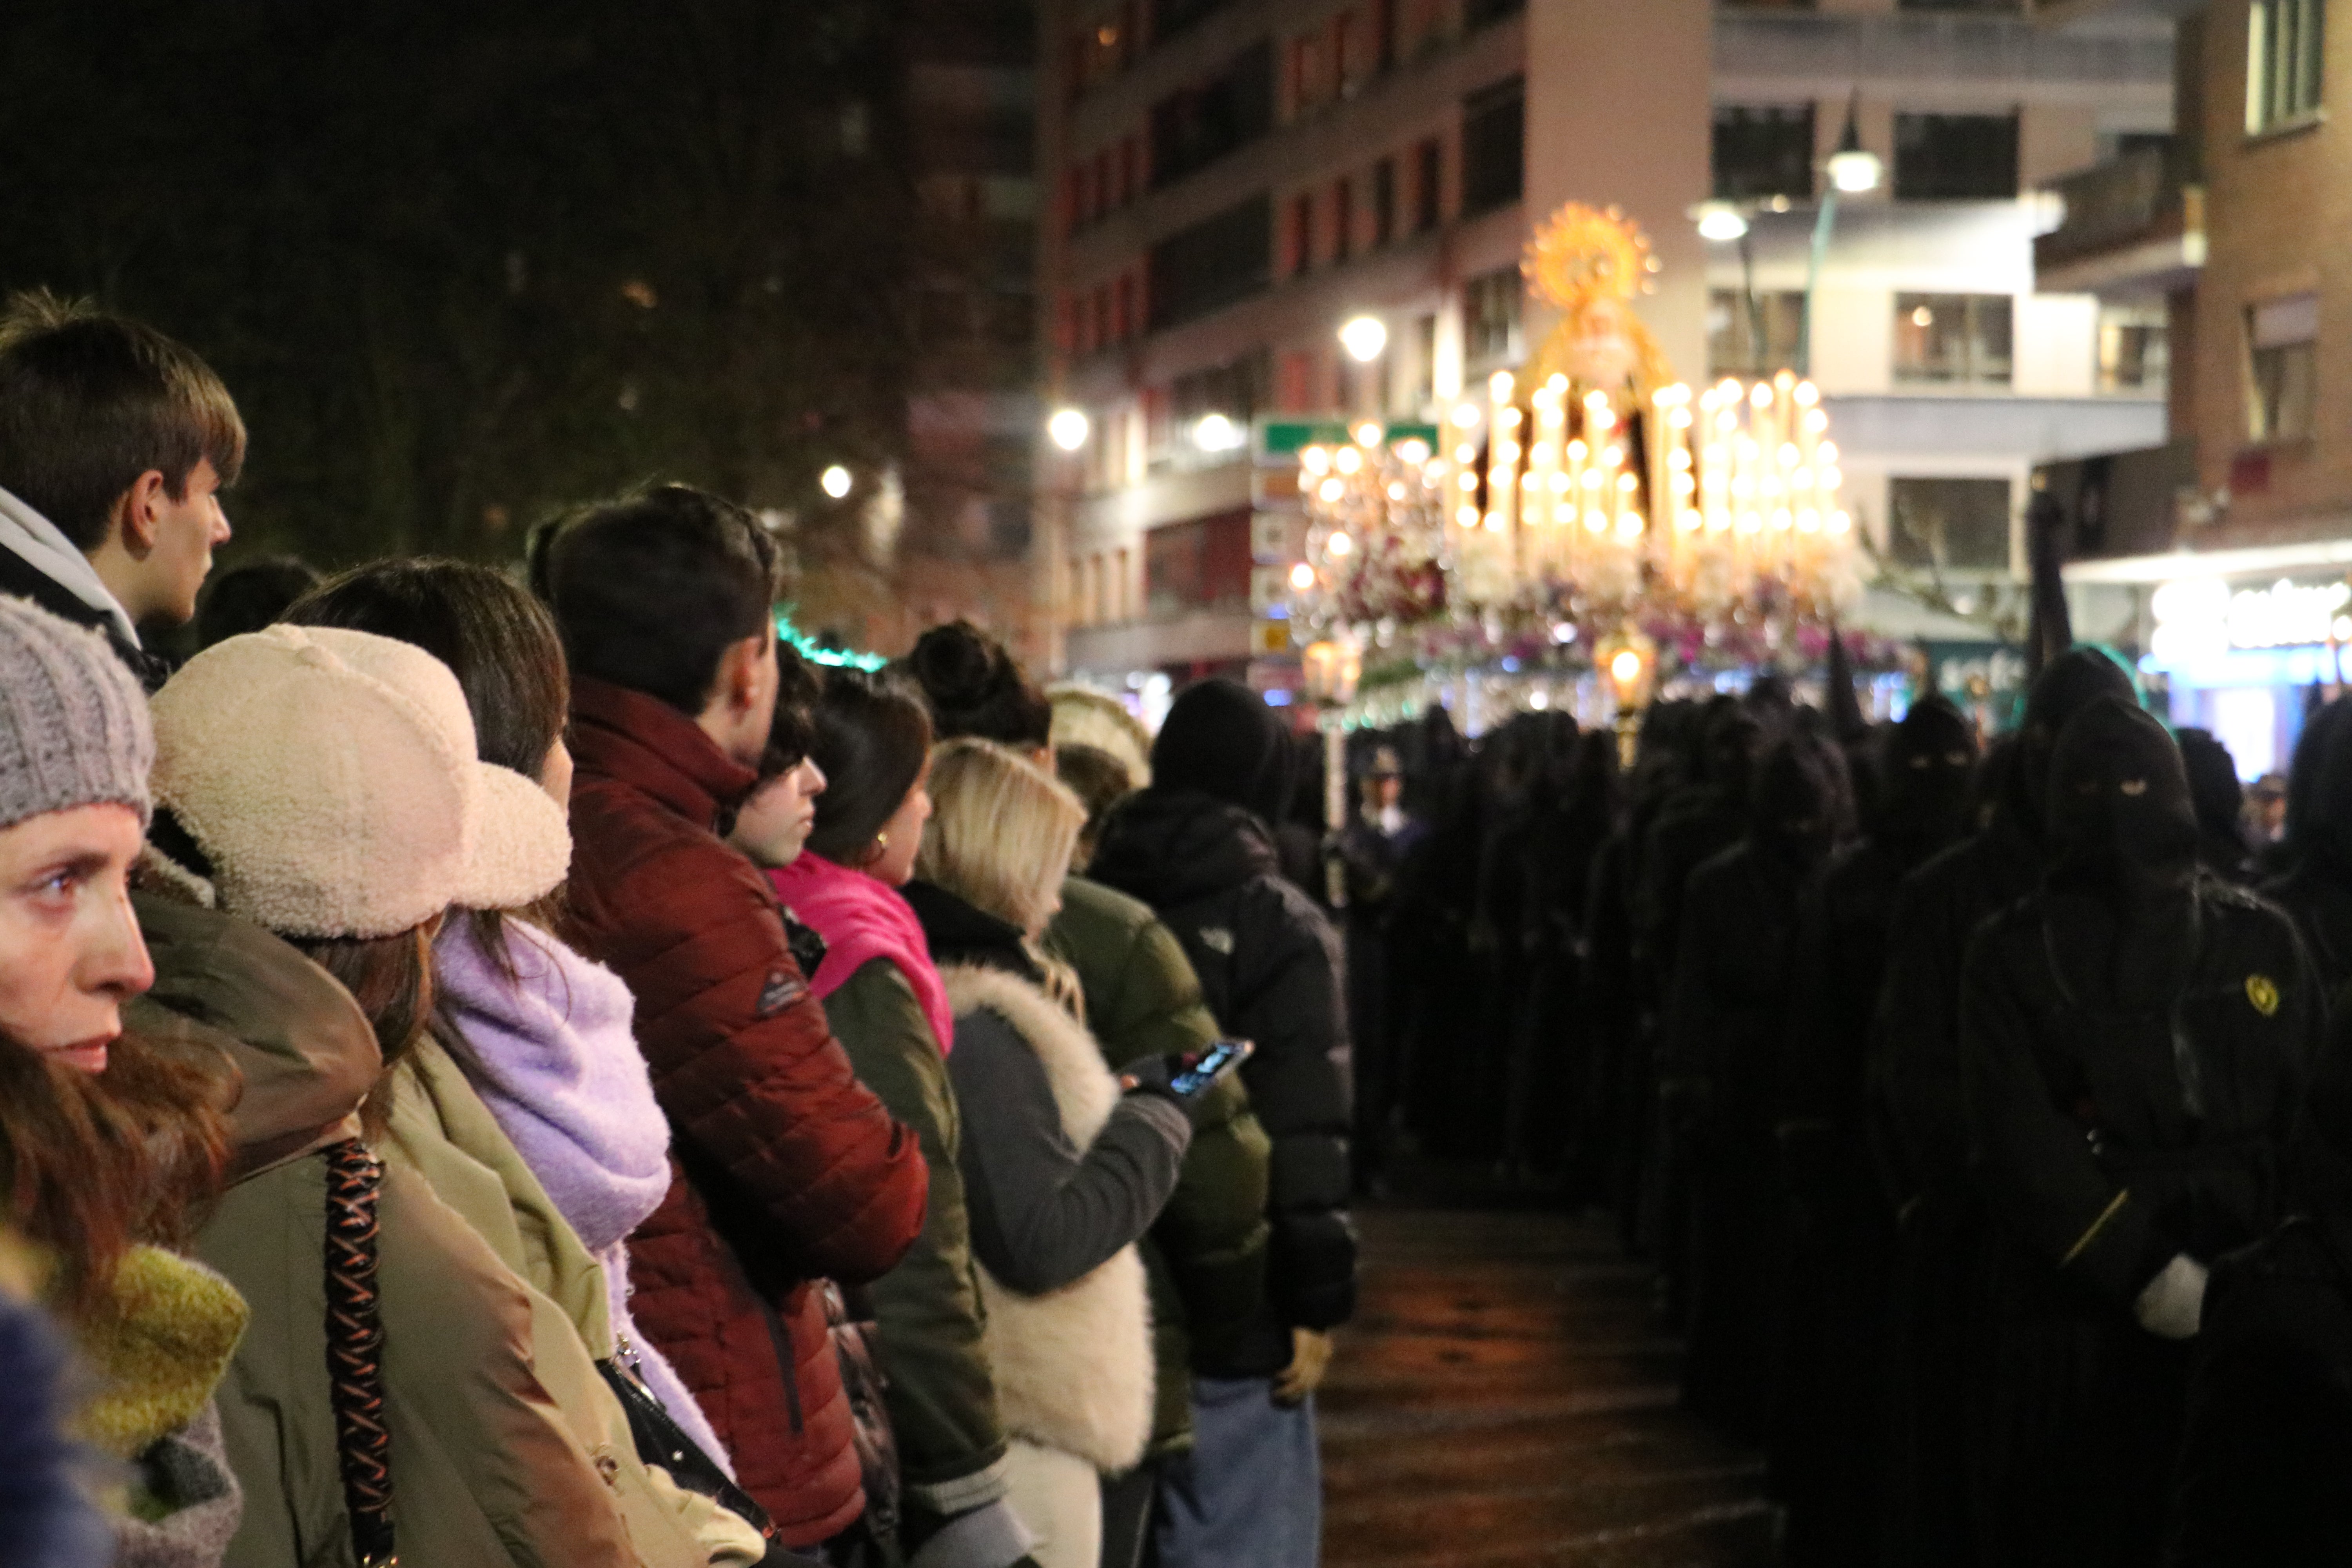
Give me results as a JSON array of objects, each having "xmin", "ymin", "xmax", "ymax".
[{"xmin": 1521, "ymin": 203, "xmax": 1658, "ymax": 313}]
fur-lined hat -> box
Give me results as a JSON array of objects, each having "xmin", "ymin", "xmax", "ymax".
[{"xmin": 150, "ymin": 624, "xmax": 569, "ymax": 939}]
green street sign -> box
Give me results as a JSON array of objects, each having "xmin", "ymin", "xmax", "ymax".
[{"xmin": 1254, "ymin": 418, "xmax": 1443, "ymax": 464}]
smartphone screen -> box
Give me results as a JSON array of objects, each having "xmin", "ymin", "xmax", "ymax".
[{"xmin": 1168, "ymin": 1039, "xmax": 1252, "ymax": 1098}]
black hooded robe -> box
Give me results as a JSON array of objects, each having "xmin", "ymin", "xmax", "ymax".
[{"xmin": 1960, "ymin": 701, "xmax": 2319, "ymax": 1568}]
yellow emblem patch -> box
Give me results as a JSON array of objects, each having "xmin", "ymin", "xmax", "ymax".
[{"xmin": 2247, "ymin": 975, "xmax": 2281, "ymax": 1017}]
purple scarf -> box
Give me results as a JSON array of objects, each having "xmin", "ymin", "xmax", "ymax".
[
  {"xmin": 766, "ymin": 853, "xmax": 955, "ymax": 1055},
  {"xmin": 434, "ymin": 917, "xmax": 731, "ymax": 1473}
]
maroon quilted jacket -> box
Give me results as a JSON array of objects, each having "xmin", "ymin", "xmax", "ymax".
[{"xmin": 564, "ymin": 677, "xmax": 929, "ymax": 1546}]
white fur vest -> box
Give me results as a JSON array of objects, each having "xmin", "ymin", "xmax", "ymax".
[{"xmin": 939, "ymin": 963, "xmax": 1154, "ymax": 1473}]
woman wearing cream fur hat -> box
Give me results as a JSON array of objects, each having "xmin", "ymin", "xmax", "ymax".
[{"xmin": 144, "ymin": 622, "xmax": 760, "ymax": 1567}]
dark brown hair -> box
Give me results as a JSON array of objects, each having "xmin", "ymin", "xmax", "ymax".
[
  {"xmin": 0, "ymin": 1032, "xmax": 233, "ymax": 1321},
  {"xmin": 806, "ymin": 670, "xmax": 933, "ymax": 867},
  {"xmin": 898, "ymin": 620, "xmax": 1051, "ymax": 749},
  {"xmin": 0, "ymin": 290, "xmax": 247, "ymax": 550},
  {"xmin": 286, "ymin": 557, "xmax": 568, "ymax": 781},
  {"xmin": 291, "ymin": 928, "xmax": 436, "ymax": 1139},
  {"xmin": 538, "ymin": 484, "xmax": 781, "ymax": 717}
]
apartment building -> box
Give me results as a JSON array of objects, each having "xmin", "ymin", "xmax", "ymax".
[
  {"xmin": 1037, "ymin": 0, "xmax": 2173, "ymax": 695},
  {"xmin": 2043, "ymin": 0, "xmax": 2347, "ymax": 777}
]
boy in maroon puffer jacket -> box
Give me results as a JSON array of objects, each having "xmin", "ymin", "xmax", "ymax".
[{"xmin": 541, "ymin": 485, "xmax": 928, "ymax": 1554}]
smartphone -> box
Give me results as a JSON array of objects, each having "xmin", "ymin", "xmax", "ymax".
[{"xmin": 1167, "ymin": 1039, "xmax": 1253, "ymax": 1098}]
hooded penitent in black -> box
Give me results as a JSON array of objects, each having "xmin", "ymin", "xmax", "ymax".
[
  {"xmin": 1958, "ymin": 698, "xmax": 2319, "ymax": 1568},
  {"xmin": 1090, "ymin": 682, "xmax": 1354, "ymax": 1372},
  {"xmin": 2170, "ymin": 1002, "xmax": 2352, "ymax": 1566},
  {"xmin": 1772, "ymin": 696, "xmax": 1979, "ymax": 1568},
  {"xmin": 1867, "ymin": 647, "xmax": 2134, "ymax": 1568},
  {"xmin": 1662, "ymin": 726, "xmax": 1850, "ymax": 1439},
  {"xmin": 2263, "ymin": 697, "xmax": 2352, "ymax": 990}
]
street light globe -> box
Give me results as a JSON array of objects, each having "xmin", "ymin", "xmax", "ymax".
[
  {"xmin": 1827, "ymin": 146, "xmax": 1883, "ymax": 195},
  {"xmin": 1338, "ymin": 315, "xmax": 1388, "ymax": 363},
  {"xmin": 1193, "ymin": 412, "xmax": 1243, "ymax": 452},
  {"xmin": 1047, "ymin": 407, "xmax": 1091, "ymax": 451},
  {"xmin": 820, "ymin": 464, "xmax": 853, "ymax": 499},
  {"xmin": 1693, "ymin": 201, "xmax": 1749, "ymax": 242}
]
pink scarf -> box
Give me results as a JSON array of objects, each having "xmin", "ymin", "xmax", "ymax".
[{"xmin": 766, "ymin": 853, "xmax": 956, "ymax": 1055}]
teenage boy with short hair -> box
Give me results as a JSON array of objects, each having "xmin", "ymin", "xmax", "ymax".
[
  {"xmin": 543, "ymin": 483, "xmax": 929, "ymax": 1558},
  {"xmin": 0, "ymin": 290, "xmax": 242, "ymax": 685}
]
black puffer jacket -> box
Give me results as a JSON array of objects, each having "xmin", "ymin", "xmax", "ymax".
[{"xmin": 1090, "ymin": 786, "xmax": 1357, "ymax": 1372}]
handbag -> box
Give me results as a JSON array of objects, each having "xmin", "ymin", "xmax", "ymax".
[
  {"xmin": 822, "ymin": 1280, "xmax": 902, "ymax": 1541},
  {"xmin": 597, "ymin": 1345, "xmax": 778, "ymax": 1541}
]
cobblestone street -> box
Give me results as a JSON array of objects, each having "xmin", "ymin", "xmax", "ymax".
[{"xmin": 1324, "ymin": 1205, "xmax": 1777, "ymax": 1568}]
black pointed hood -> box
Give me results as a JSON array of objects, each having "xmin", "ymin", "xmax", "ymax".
[
  {"xmin": 1748, "ymin": 726, "xmax": 1851, "ymax": 873},
  {"xmin": 2003, "ymin": 646, "xmax": 2138, "ymax": 842},
  {"xmin": 1875, "ymin": 695, "xmax": 1978, "ymax": 850}
]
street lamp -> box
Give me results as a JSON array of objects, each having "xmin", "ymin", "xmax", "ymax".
[
  {"xmin": 1802, "ymin": 92, "xmax": 1881, "ymax": 376},
  {"xmin": 1193, "ymin": 412, "xmax": 1245, "ymax": 453},
  {"xmin": 1338, "ymin": 315, "xmax": 1388, "ymax": 363},
  {"xmin": 1693, "ymin": 200, "xmax": 1750, "ymax": 242},
  {"xmin": 819, "ymin": 464, "xmax": 853, "ymax": 499},
  {"xmin": 1047, "ymin": 407, "xmax": 1091, "ymax": 452}
]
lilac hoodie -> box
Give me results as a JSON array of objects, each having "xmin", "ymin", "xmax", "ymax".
[{"xmin": 434, "ymin": 917, "xmax": 733, "ymax": 1474}]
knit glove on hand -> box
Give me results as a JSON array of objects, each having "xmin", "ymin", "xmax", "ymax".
[
  {"xmin": 907, "ymin": 1497, "xmax": 1036, "ymax": 1568},
  {"xmin": 2132, "ymin": 1253, "xmax": 2209, "ymax": 1341}
]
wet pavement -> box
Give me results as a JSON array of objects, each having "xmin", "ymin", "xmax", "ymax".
[{"xmin": 1323, "ymin": 1203, "xmax": 1777, "ymax": 1567}]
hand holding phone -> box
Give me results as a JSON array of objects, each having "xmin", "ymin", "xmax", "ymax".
[{"xmin": 1122, "ymin": 1039, "xmax": 1253, "ymax": 1118}]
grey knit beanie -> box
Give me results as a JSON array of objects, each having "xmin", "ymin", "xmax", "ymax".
[{"xmin": 0, "ymin": 595, "xmax": 153, "ymax": 831}]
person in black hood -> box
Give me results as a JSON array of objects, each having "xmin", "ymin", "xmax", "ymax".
[
  {"xmin": 2178, "ymin": 728, "xmax": 2254, "ymax": 884},
  {"xmin": 1773, "ymin": 695, "xmax": 1978, "ymax": 1568},
  {"xmin": 2169, "ymin": 1001, "xmax": 2352, "ymax": 1565},
  {"xmin": 1868, "ymin": 647, "xmax": 2135, "ymax": 1568},
  {"xmin": 1959, "ymin": 698, "xmax": 2319, "ymax": 1568},
  {"xmin": 1087, "ymin": 678, "xmax": 1352, "ymax": 1568},
  {"xmin": 2263, "ymin": 697, "xmax": 2352, "ymax": 991},
  {"xmin": 1662, "ymin": 721, "xmax": 1851, "ymax": 1439}
]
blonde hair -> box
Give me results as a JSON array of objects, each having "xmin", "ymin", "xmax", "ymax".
[{"xmin": 917, "ymin": 738, "xmax": 1087, "ymax": 1006}]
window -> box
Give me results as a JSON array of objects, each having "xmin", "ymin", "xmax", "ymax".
[
  {"xmin": 1120, "ymin": 136, "xmax": 1140, "ymax": 205},
  {"xmin": 1414, "ymin": 138, "xmax": 1442, "ymax": 231},
  {"xmin": 2249, "ymin": 0, "xmax": 2327, "ymax": 132},
  {"xmin": 1465, "ymin": 266, "xmax": 1524, "ymax": 363},
  {"xmin": 1154, "ymin": 0, "xmax": 1234, "ymax": 45},
  {"xmin": 1461, "ymin": 77, "xmax": 1525, "ymax": 218},
  {"xmin": 1115, "ymin": 275, "xmax": 1136, "ymax": 341},
  {"xmin": 1334, "ymin": 11, "xmax": 1360, "ymax": 98},
  {"xmin": 1413, "ymin": 313, "xmax": 1437, "ymax": 408},
  {"xmin": 1708, "ymin": 289, "xmax": 1808, "ymax": 378},
  {"xmin": 1288, "ymin": 192, "xmax": 1314, "ymax": 276},
  {"xmin": 1288, "ymin": 35, "xmax": 1322, "ymax": 116},
  {"xmin": 2248, "ymin": 292, "xmax": 2319, "ymax": 443},
  {"xmin": 1146, "ymin": 509, "xmax": 1254, "ymax": 616},
  {"xmin": 1373, "ymin": 158, "xmax": 1396, "ymax": 246},
  {"xmin": 1333, "ymin": 178, "xmax": 1353, "ymax": 263},
  {"xmin": 1714, "ymin": 105, "xmax": 1815, "ymax": 201},
  {"xmin": 1894, "ymin": 113, "xmax": 2021, "ymax": 200},
  {"xmin": 1465, "ymin": 0, "xmax": 1525, "ymax": 28},
  {"xmin": 1894, "ymin": 294, "xmax": 2014, "ymax": 386},
  {"xmin": 1151, "ymin": 41, "xmax": 1274, "ymax": 189},
  {"xmin": 1149, "ymin": 196, "xmax": 1273, "ymax": 330},
  {"xmin": 2097, "ymin": 302, "xmax": 2169, "ymax": 393},
  {"xmin": 1889, "ymin": 477, "xmax": 2013, "ymax": 572}
]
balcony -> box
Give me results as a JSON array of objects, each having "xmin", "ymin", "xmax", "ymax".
[
  {"xmin": 2035, "ymin": 143, "xmax": 2205, "ymax": 298},
  {"xmin": 1713, "ymin": 7, "xmax": 2173, "ymax": 96}
]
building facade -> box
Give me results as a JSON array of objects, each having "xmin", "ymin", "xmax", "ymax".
[
  {"xmin": 1037, "ymin": 0, "xmax": 2174, "ymax": 702},
  {"xmin": 2046, "ymin": 0, "xmax": 2350, "ymax": 778}
]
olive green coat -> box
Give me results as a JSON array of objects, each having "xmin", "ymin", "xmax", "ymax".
[
  {"xmin": 1045, "ymin": 876, "xmax": 1272, "ymax": 1451},
  {"xmin": 823, "ymin": 960, "xmax": 1011, "ymax": 1524},
  {"xmin": 129, "ymin": 891, "xmax": 731, "ymax": 1567}
]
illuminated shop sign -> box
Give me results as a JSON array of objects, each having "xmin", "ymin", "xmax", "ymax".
[{"xmin": 2146, "ymin": 577, "xmax": 2352, "ymax": 684}]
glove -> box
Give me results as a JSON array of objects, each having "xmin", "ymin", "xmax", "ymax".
[{"xmin": 2132, "ymin": 1253, "xmax": 2209, "ymax": 1341}]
